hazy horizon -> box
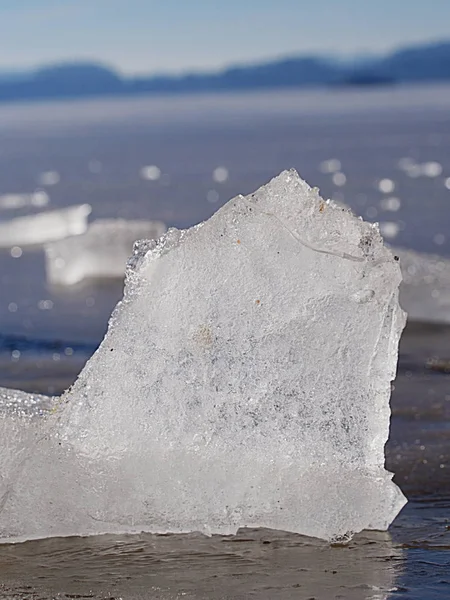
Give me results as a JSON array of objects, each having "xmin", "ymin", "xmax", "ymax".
[{"xmin": 0, "ymin": 0, "xmax": 449, "ymax": 75}]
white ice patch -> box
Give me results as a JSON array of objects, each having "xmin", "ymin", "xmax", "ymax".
[
  {"xmin": 0, "ymin": 191, "xmax": 50, "ymax": 211},
  {"xmin": 45, "ymin": 219, "xmax": 167, "ymax": 285},
  {"xmin": 0, "ymin": 170, "xmax": 406, "ymax": 543},
  {"xmin": 0, "ymin": 204, "xmax": 91, "ymax": 248}
]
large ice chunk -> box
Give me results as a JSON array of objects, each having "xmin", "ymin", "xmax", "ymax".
[
  {"xmin": 45, "ymin": 219, "xmax": 167, "ymax": 285},
  {"xmin": 0, "ymin": 204, "xmax": 91, "ymax": 247},
  {"xmin": 0, "ymin": 170, "xmax": 406, "ymax": 543}
]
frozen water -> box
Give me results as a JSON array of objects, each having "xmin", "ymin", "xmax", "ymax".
[
  {"xmin": 394, "ymin": 247, "xmax": 450, "ymax": 324},
  {"xmin": 0, "ymin": 204, "xmax": 91, "ymax": 248},
  {"xmin": 0, "ymin": 388, "xmax": 55, "ymax": 520},
  {"xmin": 45, "ymin": 218, "xmax": 167, "ymax": 285},
  {"xmin": 0, "ymin": 170, "xmax": 406, "ymax": 543},
  {"xmin": 0, "ymin": 191, "xmax": 49, "ymax": 210}
]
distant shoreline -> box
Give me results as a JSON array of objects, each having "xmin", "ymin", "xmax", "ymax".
[{"xmin": 0, "ymin": 39, "xmax": 450, "ymax": 105}]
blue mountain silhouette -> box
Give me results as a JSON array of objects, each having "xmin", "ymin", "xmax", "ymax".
[{"xmin": 1, "ymin": 41, "xmax": 450, "ymax": 103}]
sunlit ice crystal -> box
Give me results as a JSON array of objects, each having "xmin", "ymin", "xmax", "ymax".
[{"xmin": 0, "ymin": 170, "xmax": 406, "ymax": 543}]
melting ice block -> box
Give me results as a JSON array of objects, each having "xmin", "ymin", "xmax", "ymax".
[
  {"xmin": 0, "ymin": 170, "xmax": 406, "ymax": 543},
  {"xmin": 0, "ymin": 204, "xmax": 91, "ymax": 248},
  {"xmin": 45, "ymin": 218, "xmax": 167, "ymax": 285}
]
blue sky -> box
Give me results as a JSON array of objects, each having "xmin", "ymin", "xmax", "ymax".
[{"xmin": 0, "ymin": 0, "xmax": 449, "ymax": 74}]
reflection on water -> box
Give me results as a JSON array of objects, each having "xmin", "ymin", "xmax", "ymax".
[{"xmin": 0, "ymin": 527, "xmax": 403, "ymax": 600}]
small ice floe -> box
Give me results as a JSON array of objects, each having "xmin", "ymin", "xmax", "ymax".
[
  {"xmin": 0, "ymin": 204, "xmax": 91, "ymax": 248},
  {"xmin": 0, "ymin": 190, "xmax": 49, "ymax": 210},
  {"xmin": 45, "ymin": 218, "xmax": 166, "ymax": 285}
]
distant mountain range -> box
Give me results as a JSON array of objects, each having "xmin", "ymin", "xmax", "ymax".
[{"xmin": 1, "ymin": 40, "xmax": 450, "ymax": 103}]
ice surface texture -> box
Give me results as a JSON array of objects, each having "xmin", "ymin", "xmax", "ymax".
[
  {"xmin": 0, "ymin": 170, "xmax": 406, "ymax": 543},
  {"xmin": 0, "ymin": 204, "xmax": 91, "ymax": 247},
  {"xmin": 45, "ymin": 218, "xmax": 167, "ymax": 285}
]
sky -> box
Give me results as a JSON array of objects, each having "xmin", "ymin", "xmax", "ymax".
[{"xmin": 0, "ymin": 0, "xmax": 449, "ymax": 75}]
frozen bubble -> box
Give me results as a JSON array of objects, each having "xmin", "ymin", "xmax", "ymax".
[
  {"xmin": 207, "ymin": 189, "xmax": 220, "ymax": 203},
  {"xmin": 11, "ymin": 350, "xmax": 20, "ymax": 361},
  {"xmin": 212, "ymin": 167, "xmax": 229, "ymax": 183},
  {"xmin": 434, "ymin": 233, "xmax": 446, "ymax": 246},
  {"xmin": 380, "ymin": 197, "xmax": 401, "ymax": 212},
  {"xmin": 378, "ymin": 179, "xmax": 395, "ymax": 194},
  {"xmin": 366, "ymin": 207, "xmax": 378, "ymax": 219},
  {"xmin": 10, "ymin": 246, "xmax": 22, "ymax": 258},
  {"xmin": 422, "ymin": 161, "xmax": 442, "ymax": 178},
  {"xmin": 319, "ymin": 158, "xmax": 341, "ymax": 173},
  {"xmin": 379, "ymin": 222, "xmax": 400, "ymax": 239},
  {"xmin": 38, "ymin": 300, "xmax": 54, "ymax": 310},
  {"xmin": 38, "ymin": 171, "xmax": 60, "ymax": 186},
  {"xmin": 88, "ymin": 160, "xmax": 102, "ymax": 174},
  {"xmin": 332, "ymin": 172, "xmax": 346, "ymax": 186},
  {"xmin": 8, "ymin": 302, "xmax": 17, "ymax": 313},
  {"xmin": 445, "ymin": 177, "xmax": 450, "ymax": 190},
  {"xmin": 140, "ymin": 165, "xmax": 161, "ymax": 181},
  {"xmin": 64, "ymin": 347, "xmax": 74, "ymax": 356}
]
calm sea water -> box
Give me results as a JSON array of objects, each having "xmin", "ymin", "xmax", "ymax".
[{"xmin": 0, "ymin": 85, "xmax": 449, "ymax": 598}]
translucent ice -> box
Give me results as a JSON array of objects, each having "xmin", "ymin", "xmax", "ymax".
[
  {"xmin": 0, "ymin": 204, "xmax": 91, "ymax": 247},
  {"xmin": 394, "ymin": 247, "xmax": 450, "ymax": 324},
  {"xmin": 45, "ymin": 219, "xmax": 167, "ymax": 285},
  {"xmin": 0, "ymin": 170, "xmax": 406, "ymax": 543}
]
